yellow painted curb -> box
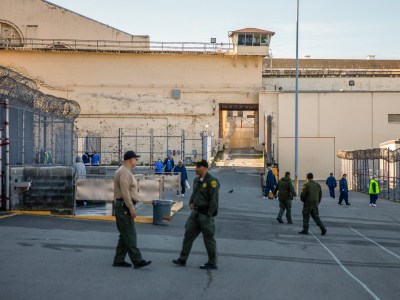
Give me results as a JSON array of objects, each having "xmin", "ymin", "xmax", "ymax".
[
  {"xmin": 0, "ymin": 213, "xmax": 18, "ymax": 219},
  {"xmin": 8, "ymin": 201, "xmax": 184, "ymax": 224}
]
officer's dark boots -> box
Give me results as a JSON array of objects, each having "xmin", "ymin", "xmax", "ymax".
[
  {"xmin": 276, "ymin": 218, "xmax": 284, "ymax": 223},
  {"xmin": 134, "ymin": 260, "xmax": 152, "ymax": 269},
  {"xmin": 298, "ymin": 230, "xmax": 309, "ymax": 235},
  {"xmin": 321, "ymin": 228, "xmax": 327, "ymax": 236},
  {"xmin": 199, "ymin": 263, "xmax": 217, "ymax": 270},
  {"xmin": 172, "ymin": 258, "xmax": 186, "ymax": 267},
  {"xmin": 112, "ymin": 261, "xmax": 132, "ymax": 267}
]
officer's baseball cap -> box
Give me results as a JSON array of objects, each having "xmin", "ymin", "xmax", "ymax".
[
  {"xmin": 195, "ymin": 159, "xmax": 208, "ymax": 168},
  {"xmin": 124, "ymin": 151, "xmax": 140, "ymax": 160}
]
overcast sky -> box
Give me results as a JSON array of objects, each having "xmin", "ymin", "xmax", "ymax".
[{"xmin": 48, "ymin": 0, "xmax": 400, "ymax": 59}]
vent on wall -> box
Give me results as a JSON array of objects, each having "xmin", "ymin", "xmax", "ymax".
[
  {"xmin": 388, "ymin": 114, "xmax": 400, "ymax": 123},
  {"xmin": 171, "ymin": 89, "xmax": 181, "ymax": 99}
]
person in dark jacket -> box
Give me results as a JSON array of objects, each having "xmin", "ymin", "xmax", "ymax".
[
  {"xmin": 263, "ymin": 167, "xmax": 277, "ymax": 199},
  {"xmin": 164, "ymin": 156, "xmax": 175, "ymax": 173},
  {"xmin": 273, "ymin": 171, "xmax": 296, "ymax": 224},
  {"xmin": 173, "ymin": 160, "xmax": 188, "ymax": 197},
  {"xmin": 299, "ymin": 173, "xmax": 327, "ymax": 235},
  {"xmin": 338, "ymin": 174, "xmax": 351, "ymax": 205},
  {"xmin": 325, "ymin": 173, "xmax": 337, "ymax": 198},
  {"xmin": 368, "ymin": 178, "xmax": 380, "ymax": 207}
]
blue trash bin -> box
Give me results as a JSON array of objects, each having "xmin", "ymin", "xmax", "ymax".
[{"xmin": 152, "ymin": 200, "xmax": 173, "ymax": 225}]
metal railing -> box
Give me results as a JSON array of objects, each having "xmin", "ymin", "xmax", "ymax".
[{"xmin": 0, "ymin": 38, "xmax": 233, "ymax": 53}]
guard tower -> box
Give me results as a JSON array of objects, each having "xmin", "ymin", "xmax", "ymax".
[{"xmin": 229, "ymin": 28, "xmax": 275, "ymax": 56}]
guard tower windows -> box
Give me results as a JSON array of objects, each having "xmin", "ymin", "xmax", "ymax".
[{"xmin": 237, "ymin": 33, "xmax": 271, "ymax": 47}]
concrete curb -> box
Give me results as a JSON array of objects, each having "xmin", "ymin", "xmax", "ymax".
[{"xmin": 8, "ymin": 201, "xmax": 184, "ymax": 224}]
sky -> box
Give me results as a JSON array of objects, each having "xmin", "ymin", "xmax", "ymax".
[{"xmin": 48, "ymin": 0, "xmax": 400, "ymax": 59}]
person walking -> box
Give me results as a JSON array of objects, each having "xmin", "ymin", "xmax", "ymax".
[
  {"xmin": 263, "ymin": 166, "xmax": 277, "ymax": 199},
  {"xmin": 164, "ymin": 156, "xmax": 174, "ymax": 173},
  {"xmin": 338, "ymin": 174, "xmax": 351, "ymax": 205},
  {"xmin": 82, "ymin": 151, "xmax": 91, "ymax": 166},
  {"xmin": 173, "ymin": 160, "xmax": 188, "ymax": 197},
  {"xmin": 173, "ymin": 159, "xmax": 219, "ymax": 270},
  {"xmin": 325, "ymin": 172, "xmax": 337, "ymax": 199},
  {"xmin": 112, "ymin": 151, "xmax": 151, "ymax": 269},
  {"xmin": 91, "ymin": 150, "xmax": 101, "ymax": 166},
  {"xmin": 73, "ymin": 156, "xmax": 86, "ymax": 179},
  {"xmin": 153, "ymin": 158, "xmax": 164, "ymax": 175},
  {"xmin": 299, "ymin": 173, "xmax": 327, "ymax": 235},
  {"xmin": 274, "ymin": 171, "xmax": 296, "ymax": 224},
  {"xmin": 368, "ymin": 178, "xmax": 380, "ymax": 207}
]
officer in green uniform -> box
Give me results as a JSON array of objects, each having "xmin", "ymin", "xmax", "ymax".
[
  {"xmin": 273, "ymin": 171, "xmax": 296, "ymax": 224},
  {"xmin": 299, "ymin": 173, "xmax": 327, "ymax": 235},
  {"xmin": 173, "ymin": 159, "xmax": 220, "ymax": 270}
]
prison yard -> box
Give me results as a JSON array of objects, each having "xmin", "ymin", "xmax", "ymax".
[
  {"xmin": 1, "ymin": 1, "xmax": 400, "ymax": 299},
  {"xmin": 1, "ymin": 164, "xmax": 400, "ymax": 300}
]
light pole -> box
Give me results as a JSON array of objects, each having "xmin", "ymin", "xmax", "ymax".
[{"xmin": 294, "ymin": 0, "xmax": 300, "ymax": 195}]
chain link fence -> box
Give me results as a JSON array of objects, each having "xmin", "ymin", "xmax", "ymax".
[
  {"xmin": 337, "ymin": 148, "xmax": 400, "ymax": 202},
  {"xmin": 1, "ymin": 66, "xmax": 79, "ymax": 166},
  {"xmin": 75, "ymin": 129, "xmax": 203, "ymax": 166}
]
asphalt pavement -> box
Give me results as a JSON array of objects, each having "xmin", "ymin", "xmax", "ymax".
[{"xmin": 1, "ymin": 166, "xmax": 400, "ymax": 300}]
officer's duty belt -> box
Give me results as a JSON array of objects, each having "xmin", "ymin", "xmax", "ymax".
[{"xmin": 116, "ymin": 198, "xmax": 124, "ymax": 202}]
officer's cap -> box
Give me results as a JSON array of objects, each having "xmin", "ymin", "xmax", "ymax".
[
  {"xmin": 124, "ymin": 151, "xmax": 140, "ymax": 160},
  {"xmin": 195, "ymin": 159, "xmax": 208, "ymax": 168}
]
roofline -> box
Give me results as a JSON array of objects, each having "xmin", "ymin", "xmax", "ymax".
[{"xmin": 42, "ymin": 0, "xmax": 149, "ymax": 39}]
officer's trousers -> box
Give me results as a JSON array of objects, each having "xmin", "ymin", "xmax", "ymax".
[
  {"xmin": 277, "ymin": 199, "xmax": 292, "ymax": 222},
  {"xmin": 113, "ymin": 201, "xmax": 143, "ymax": 264},
  {"xmin": 179, "ymin": 211, "xmax": 217, "ymax": 264},
  {"xmin": 302, "ymin": 205, "xmax": 325, "ymax": 232}
]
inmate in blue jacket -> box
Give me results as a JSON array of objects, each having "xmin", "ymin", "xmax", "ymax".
[{"xmin": 339, "ymin": 177, "xmax": 348, "ymax": 193}]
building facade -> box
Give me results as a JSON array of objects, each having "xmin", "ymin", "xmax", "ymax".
[{"xmin": 1, "ymin": 0, "xmax": 400, "ymax": 179}]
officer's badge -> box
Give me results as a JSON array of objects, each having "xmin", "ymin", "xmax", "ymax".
[
  {"xmin": 211, "ymin": 180, "xmax": 218, "ymax": 188},
  {"xmin": 202, "ymin": 183, "xmax": 207, "ymax": 188}
]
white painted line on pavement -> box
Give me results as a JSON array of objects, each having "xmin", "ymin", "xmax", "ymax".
[
  {"xmin": 310, "ymin": 231, "xmax": 380, "ymax": 300},
  {"xmin": 350, "ymin": 227, "xmax": 400, "ymax": 260}
]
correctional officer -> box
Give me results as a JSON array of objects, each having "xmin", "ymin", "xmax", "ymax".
[
  {"xmin": 368, "ymin": 178, "xmax": 380, "ymax": 207},
  {"xmin": 299, "ymin": 173, "xmax": 327, "ymax": 235},
  {"xmin": 173, "ymin": 159, "xmax": 220, "ymax": 270},
  {"xmin": 273, "ymin": 171, "xmax": 296, "ymax": 224},
  {"xmin": 112, "ymin": 150, "xmax": 151, "ymax": 269}
]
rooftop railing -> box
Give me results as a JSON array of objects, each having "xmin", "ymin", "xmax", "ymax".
[{"xmin": 0, "ymin": 38, "xmax": 233, "ymax": 53}]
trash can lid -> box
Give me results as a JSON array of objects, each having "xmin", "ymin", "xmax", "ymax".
[{"xmin": 152, "ymin": 199, "xmax": 173, "ymax": 205}]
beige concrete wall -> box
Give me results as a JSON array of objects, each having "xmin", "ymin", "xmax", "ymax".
[
  {"xmin": 258, "ymin": 91, "xmax": 400, "ymax": 179},
  {"xmin": 0, "ymin": 0, "xmax": 148, "ymax": 42},
  {"xmin": 263, "ymin": 77, "xmax": 400, "ymax": 92},
  {"xmin": 0, "ymin": 50, "xmax": 263, "ymax": 162}
]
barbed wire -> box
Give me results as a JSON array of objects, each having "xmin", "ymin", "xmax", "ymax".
[
  {"xmin": 0, "ymin": 66, "xmax": 80, "ymax": 119},
  {"xmin": 337, "ymin": 147, "xmax": 400, "ymax": 162}
]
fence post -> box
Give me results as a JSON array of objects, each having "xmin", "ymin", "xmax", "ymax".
[
  {"xmin": 181, "ymin": 129, "xmax": 185, "ymax": 162},
  {"xmin": 150, "ymin": 129, "xmax": 154, "ymax": 165},
  {"xmin": 118, "ymin": 128, "xmax": 122, "ymax": 164}
]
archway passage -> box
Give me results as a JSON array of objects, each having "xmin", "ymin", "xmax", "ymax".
[
  {"xmin": 219, "ymin": 103, "xmax": 259, "ymax": 149},
  {"xmin": 0, "ymin": 21, "xmax": 23, "ymax": 46}
]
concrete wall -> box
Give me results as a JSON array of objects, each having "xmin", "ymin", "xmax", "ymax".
[
  {"xmin": 258, "ymin": 91, "xmax": 400, "ymax": 179},
  {"xmin": 10, "ymin": 166, "xmax": 74, "ymax": 212},
  {"xmin": 263, "ymin": 77, "xmax": 400, "ymax": 92},
  {"xmin": 0, "ymin": 0, "xmax": 147, "ymax": 42},
  {"xmin": 0, "ymin": 50, "xmax": 263, "ymax": 162}
]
